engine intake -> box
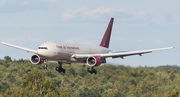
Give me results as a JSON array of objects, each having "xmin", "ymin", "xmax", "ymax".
[
  {"xmin": 30, "ymin": 55, "xmax": 44, "ymax": 65},
  {"xmin": 87, "ymin": 56, "xmax": 102, "ymax": 67}
]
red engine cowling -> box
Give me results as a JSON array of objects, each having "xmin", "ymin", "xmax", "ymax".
[
  {"xmin": 87, "ymin": 56, "xmax": 102, "ymax": 67},
  {"xmin": 30, "ymin": 55, "xmax": 44, "ymax": 65}
]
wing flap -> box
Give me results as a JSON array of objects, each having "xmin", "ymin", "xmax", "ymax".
[{"xmin": 1, "ymin": 42, "xmax": 37, "ymax": 53}]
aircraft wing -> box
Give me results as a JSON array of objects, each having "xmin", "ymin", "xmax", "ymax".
[
  {"xmin": 1, "ymin": 42, "xmax": 37, "ymax": 53},
  {"xmin": 72, "ymin": 47, "xmax": 174, "ymax": 59}
]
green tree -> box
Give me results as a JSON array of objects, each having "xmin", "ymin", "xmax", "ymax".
[
  {"xmin": 21, "ymin": 70, "xmax": 57, "ymax": 96},
  {"xmin": 0, "ymin": 81, "xmax": 9, "ymax": 93},
  {"xmin": 171, "ymin": 91, "xmax": 179, "ymax": 97},
  {"xmin": 4, "ymin": 56, "xmax": 12, "ymax": 63},
  {"xmin": 2, "ymin": 70, "xmax": 70, "ymax": 97}
]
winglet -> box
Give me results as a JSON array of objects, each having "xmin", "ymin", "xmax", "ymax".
[{"xmin": 99, "ymin": 18, "xmax": 114, "ymax": 48}]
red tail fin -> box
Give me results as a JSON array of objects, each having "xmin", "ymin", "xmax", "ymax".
[{"xmin": 99, "ymin": 18, "xmax": 114, "ymax": 48}]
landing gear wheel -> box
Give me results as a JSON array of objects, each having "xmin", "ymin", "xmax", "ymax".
[
  {"xmin": 56, "ymin": 67, "xmax": 60, "ymax": 73},
  {"xmin": 87, "ymin": 68, "xmax": 93, "ymax": 74},
  {"xmin": 43, "ymin": 60, "xmax": 48, "ymax": 69},
  {"xmin": 55, "ymin": 62, "xmax": 66, "ymax": 73},
  {"xmin": 43, "ymin": 65, "xmax": 48, "ymax": 69},
  {"xmin": 61, "ymin": 68, "xmax": 66, "ymax": 73},
  {"xmin": 93, "ymin": 69, "xmax": 97, "ymax": 74},
  {"xmin": 87, "ymin": 67, "xmax": 97, "ymax": 74}
]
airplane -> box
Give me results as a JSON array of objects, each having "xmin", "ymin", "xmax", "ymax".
[{"xmin": 1, "ymin": 18, "xmax": 174, "ymax": 74}]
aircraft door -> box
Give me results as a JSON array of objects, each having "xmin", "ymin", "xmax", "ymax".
[{"xmin": 54, "ymin": 45, "xmax": 57, "ymax": 54}]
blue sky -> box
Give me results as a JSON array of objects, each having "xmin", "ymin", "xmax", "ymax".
[{"xmin": 0, "ymin": 0, "xmax": 179, "ymax": 67}]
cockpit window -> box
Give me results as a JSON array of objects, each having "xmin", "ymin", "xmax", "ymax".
[{"xmin": 38, "ymin": 47, "xmax": 48, "ymax": 50}]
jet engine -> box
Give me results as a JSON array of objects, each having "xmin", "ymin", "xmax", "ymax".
[
  {"xmin": 87, "ymin": 56, "xmax": 102, "ymax": 67},
  {"xmin": 30, "ymin": 55, "xmax": 44, "ymax": 65}
]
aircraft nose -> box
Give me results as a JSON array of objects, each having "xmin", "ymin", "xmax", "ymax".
[{"xmin": 38, "ymin": 49, "xmax": 48, "ymax": 57}]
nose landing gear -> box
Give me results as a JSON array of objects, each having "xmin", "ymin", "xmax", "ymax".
[{"xmin": 43, "ymin": 59, "xmax": 48, "ymax": 69}]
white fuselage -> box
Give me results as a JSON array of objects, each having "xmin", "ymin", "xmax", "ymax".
[{"xmin": 37, "ymin": 42, "xmax": 110, "ymax": 63}]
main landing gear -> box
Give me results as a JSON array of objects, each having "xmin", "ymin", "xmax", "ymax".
[
  {"xmin": 56, "ymin": 62, "xmax": 66, "ymax": 73},
  {"xmin": 87, "ymin": 67, "xmax": 97, "ymax": 74},
  {"xmin": 44, "ymin": 60, "xmax": 96, "ymax": 74}
]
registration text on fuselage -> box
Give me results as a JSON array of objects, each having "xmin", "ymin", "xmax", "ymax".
[{"xmin": 56, "ymin": 45, "xmax": 80, "ymax": 50}]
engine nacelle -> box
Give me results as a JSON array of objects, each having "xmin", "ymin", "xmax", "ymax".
[
  {"xmin": 87, "ymin": 56, "xmax": 102, "ymax": 67},
  {"xmin": 30, "ymin": 55, "xmax": 44, "ymax": 65}
]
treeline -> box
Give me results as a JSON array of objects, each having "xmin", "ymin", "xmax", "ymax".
[
  {"xmin": 145, "ymin": 65, "xmax": 180, "ymax": 71},
  {"xmin": 0, "ymin": 56, "xmax": 180, "ymax": 97}
]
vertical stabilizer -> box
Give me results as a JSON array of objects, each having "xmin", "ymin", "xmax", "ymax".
[{"xmin": 99, "ymin": 18, "xmax": 114, "ymax": 48}]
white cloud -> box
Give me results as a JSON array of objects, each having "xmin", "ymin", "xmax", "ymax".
[
  {"xmin": 61, "ymin": 8, "xmax": 86, "ymax": 21},
  {"xmin": 61, "ymin": 7, "xmax": 178, "ymax": 26},
  {"xmin": 5, "ymin": 38, "xmax": 24, "ymax": 43},
  {"xmin": 61, "ymin": 7, "xmax": 150, "ymax": 21},
  {"xmin": 61, "ymin": 7, "xmax": 126, "ymax": 21},
  {"xmin": 23, "ymin": 1, "xmax": 29, "ymax": 5},
  {"xmin": 83, "ymin": 7, "xmax": 117, "ymax": 18},
  {"xmin": 129, "ymin": 10, "xmax": 177, "ymax": 25},
  {"xmin": 148, "ymin": 39, "xmax": 164, "ymax": 46},
  {"xmin": 0, "ymin": 0, "xmax": 7, "ymax": 6},
  {"xmin": 3, "ymin": 37, "xmax": 42, "ymax": 45},
  {"xmin": 41, "ymin": 0, "xmax": 57, "ymax": 3},
  {"xmin": 138, "ymin": 40, "xmax": 144, "ymax": 42},
  {"xmin": 150, "ymin": 13, "xmax": 176, "ymax": 25},
  {"xmin": 117, "ymin": 18, "xmax": 133, "ymax": 22},
  {"xmin": 130, "ymin": 10, "xmax": 152, "ymax": 21}
]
